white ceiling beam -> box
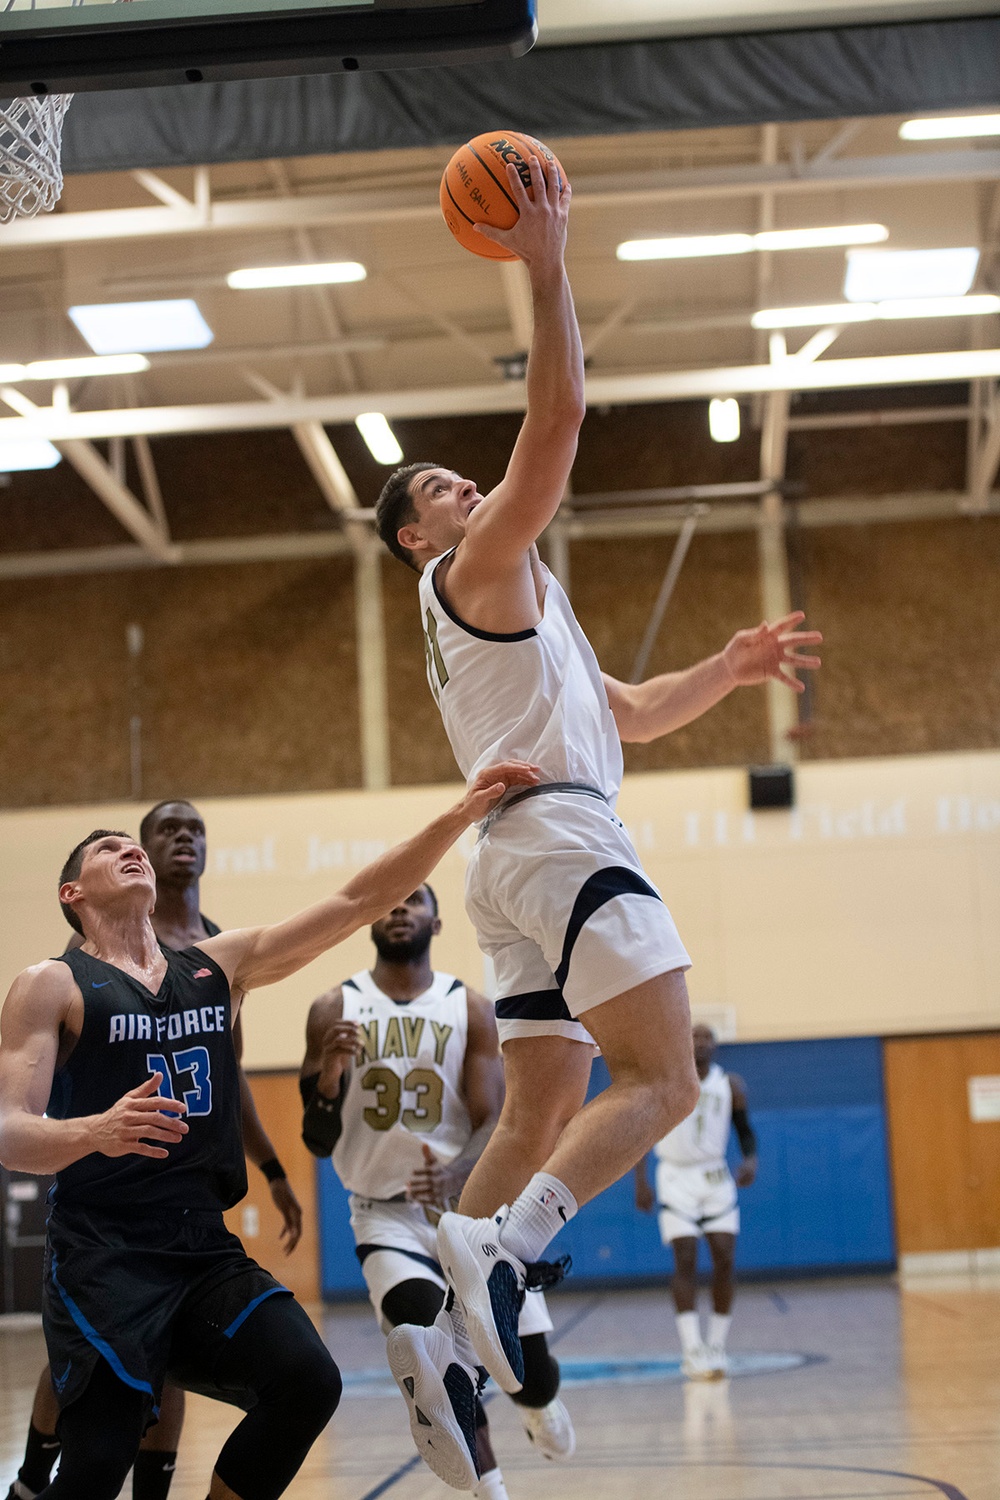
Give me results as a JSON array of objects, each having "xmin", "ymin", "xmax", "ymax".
[
  {"xmin": 2, "ymin": 490, "xmax": 993, "ymax": 581},
  {"xmin": 8, "ymin": 349, "xmax": 1000, "ymax": 442},
  {"xmin": 292, "ymin": 420, "xmax": 363, "ymax": 517},
  {"xmin": 0, "ymin": 385, "xmax": 173, "ymax": 559},
  {"xmin": 4, "ymin": 150, "xmax": 1000, "ymax": 250},
  {"xmin": 132, "ymin": 170, "xmax": 196, "ymax": 212},
  {"xmin": 500, "ymin": 261, "xmax": 534, "ymax": 351}
]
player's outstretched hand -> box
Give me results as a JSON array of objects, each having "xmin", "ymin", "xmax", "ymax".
[
  {"xmin": 270, "ymin": 1177, "xmax": 304, "ymax": 1254},
  {"xmin": 722, "ymin": 612, "xmax": 823, "ymax": 694},
  {"xmin": 92, "ymin": 1072, "xmax": 188, "ymax": 1160},
  {"xmin": 461, "ymin": 760, "xmax": 540, "ymax": 823},
  {"xmin": 474, "ymin": 152, "xmax": 571, "ymax": 269}
]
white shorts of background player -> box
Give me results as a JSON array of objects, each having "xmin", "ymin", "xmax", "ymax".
[{"xmin": 655, "ymin": 1161, "xmax": 741, "ymax": 1243}]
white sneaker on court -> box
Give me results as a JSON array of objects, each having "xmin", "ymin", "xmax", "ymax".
[
  {"xmin": 681, "ymin": 1344, "xmax": 715, "ymax": 1381},
  {"xmin": 437, "ymin": 1209, "xmax": 526, "ymax": 1395},
  {"xmin": 518, "ymin": 1396, "xmax": 576, "ymax": 1460},
  {"xmin": 386, "ymin": 1321, "xmax": 481, "ymax": 1491},
  {"xmin": 705, "ymin": 1344, "xmax": 730, "ymax": 1379},
  {"xmin": 472, "ymin": 1467, "xmax": 510, "ymax": 1500}
]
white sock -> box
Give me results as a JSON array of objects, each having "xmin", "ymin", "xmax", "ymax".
[
  {"xmin": 498, "ymin": 1173, "xmax": 578, "ymax": 1263},
  {"xmin": 12, "ymin": 1484, "xmax": 39, "ymax": 1500},
  {"xmin": 437, "ymin": 1298, "xmax": 477, "ymax": 1369},
  {"xmin": 472, "ymin": 1467, "xmax": 509, "ymax": 1500},
  {"xmin": 676, "ymin": 1310, "xmax": 702, "ymax": 1354},
  {"xmin": 708, "ymin": 1313, "xmax": 732, "ymax": 1350}
]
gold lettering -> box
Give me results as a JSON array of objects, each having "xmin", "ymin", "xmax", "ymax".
[
  {"xmin": 383, "ymin": 1016, "xmax": 404, "ymax": 1059},
  {"xmin": 430, "ymin": 1021, "xmax": 453, "ymax": 1067},
  {"xmin": 358, "ymin": 1019, "xmax": 379, "ymax": 1064},
  {"xmin": 402, "ymin": 1015, "xmax": 426, "ymax": 1058}
]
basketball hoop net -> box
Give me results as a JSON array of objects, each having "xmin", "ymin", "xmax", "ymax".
[{"xmin": 0, "ymin": 94, "xmax": 73, "ymax": 223}]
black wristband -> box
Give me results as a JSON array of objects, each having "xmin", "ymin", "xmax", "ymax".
[{"xmin": 259, "ymin": 1156, "xmax": 287, "ymax": 1183}]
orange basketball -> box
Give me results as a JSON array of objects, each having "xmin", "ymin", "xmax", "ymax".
[{"xmin": 440, "ymin": 130, "xmax": 567, "ymax": 261}]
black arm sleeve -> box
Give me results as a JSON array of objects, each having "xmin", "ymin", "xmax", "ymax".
[
  {"xmin": 732, "ymin": 1106, "xmax": 756, "ymax": 1158},
  {"xmin": 300, "ymin": 1071, "xmax": 348, "ymax": 1158}
]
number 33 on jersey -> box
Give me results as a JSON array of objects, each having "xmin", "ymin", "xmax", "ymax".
[{"xmin": 332, "ymin": 970, "xmax": 472, "ymax": 1200}]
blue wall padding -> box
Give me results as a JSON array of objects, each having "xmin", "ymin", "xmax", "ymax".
[{"xmin": 318, "ymin": 1035, "xmax": 895, "ymax": 1297}]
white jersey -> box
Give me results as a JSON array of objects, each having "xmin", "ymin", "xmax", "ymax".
[
  {"xmin": 332, "ymin": 970, "xmax": 472, "ymax": 1199},
  {"xmin": 418, "ymin": 550, "xmax": 624, "ymax": 802},
  {"xmin": 654, "ymin": 1064, "xmax": 733, "ymax": 1168}
]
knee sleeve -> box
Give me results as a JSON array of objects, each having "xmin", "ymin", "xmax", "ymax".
[
  {"xmin": 211, "ymin": 1296, "xmax": 342, "ymax": 1500},
  {"xmin": 43, "ymin": 1359, "xmax": 146, "ymax": 1500},
  {"xmin": 511, "ymin": 1333, "xmax": 560, "ymax": 1409},
  {"xmin": 380, "ymin": 1278, "xmax": 445, "ymax": 1330}
]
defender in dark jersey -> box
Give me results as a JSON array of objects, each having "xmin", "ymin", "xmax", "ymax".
[
  {"xmin": 0, "ymin": 759, "xmax": 536, "ymax": 1500},
  {"xmin": 8, "ymin": 799, "xmax": 303, "ymax": 1500}
]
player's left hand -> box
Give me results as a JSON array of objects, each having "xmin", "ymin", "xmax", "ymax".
[
  {"xmin": 270, "ymin": 1177, "xmax": 304, "ymax": 1253},
  {"xmin": 406, "ymin": 1143, "xmax": 462, "ymax": 1210},
  {"xmin": 735, "ymin": 1156, "xmax": 758, "ymax": 1187},
  {"xmin": 722, "ymin": 612, "xmax": 822, "ymax": 694},
  {"xmin": 462, "ymin": 760, "xmax": 540, "ymax": 822}
]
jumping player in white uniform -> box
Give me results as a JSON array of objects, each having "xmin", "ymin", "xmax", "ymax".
[
  {"xmin": 635, "ymin": 1024, "xmax": 757, "ymax": 1380},
  {"xmin": 300, "ymin": 885, "xmax": 573, "ymax": 1495},
  {"xmin": 373, "ymin": 143, "xmax": 821, "ymax": 1486}
]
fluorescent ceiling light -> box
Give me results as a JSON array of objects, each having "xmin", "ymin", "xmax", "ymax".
[
  {"xmin": 0, "ymin": 354, "xmax": 150, "ymax": 381},
  {"xmin": 0, "ymin": 437, "xmax": 61, "ymax": 471},
  {"xmin": 900, "ymin": 114, "xmax": 1000, "ymax": 140},
  {"xmin": 844, "ymin": 247, "xmax": 979, "ymax": 303},
  {"xmin": 708, "ymin": 397, "xmax": 740, "ymax": 442},
  {"xmin": 752, "ymin": 294, "xmax": 1000, "ymax": 329},
  {"xmin": 227, "ymin": 262, "xmax": 367, "ymax": 289},
  {"xmin": 617, "ymin": 224, "xmax": 887, "ymax": 261},
  {"xmin": 69, "ymin": 300, "xmax": 214, "ymax": 353},
  {"xmin": 356, "ymin": 412, "xmax": 403, "ymax": 465}
]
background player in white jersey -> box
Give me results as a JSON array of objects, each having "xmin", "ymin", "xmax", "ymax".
[
  {"xmin": 635, "ymin": 1024, "xmax": 758, "ymax": 1380},
  {"xmin": 374, "ymin": 146, "xmax": 820, "ymax": 1484},
  {"xmin": 300, "ymin": 885, "xmax": 573, "ymax": 1495}
]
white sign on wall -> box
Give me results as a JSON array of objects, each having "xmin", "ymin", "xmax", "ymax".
[{"xmin": 968, "ymin": 1076, "xmax": 1000, "ymax": 1123}]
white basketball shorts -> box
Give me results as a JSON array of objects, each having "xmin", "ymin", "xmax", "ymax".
[
  {"xmin": 654, "ymin": 1161, "xmax": 740, "ymax": 1243},
  {"xmin": 465, "ymin": 789, "xmax": 691, "ymax": 1045},
  {"xmin": 350, "ymin": 1195, "xmax": 553, "ymax": 1337}
]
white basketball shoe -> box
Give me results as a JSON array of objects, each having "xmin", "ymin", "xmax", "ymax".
[
  {"xmin": 704, "ymin": 1344, "xmax": 730, "ymax": 1379},
  {"xmin": 437, "ymin": 1209, "xmax": 526, "ymax": 1394},
  {"xmin": 386, "ymin": 1319, "xmax": 481, "ymax": 1490},
  {"xmin": 681, "ymin": 1344, "xmax": 716, "ymax": 1381},
  {"xmin": 518, "ymin": 1396, "xmax": 576, "ymax": 1460}
]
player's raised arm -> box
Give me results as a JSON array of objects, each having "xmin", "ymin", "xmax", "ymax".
[
  {"xmin": 457, "ymin": 154, "xmax": 584, "ymax": 571},
  {"xmin": 603, "ymin": 613, "xmax": 823, "ymax": 743},
  {"xmin": 0, "ymin": 962, "xmax": 188, "ymax": 1174},
  {"xmin": 200, "ymin": 760, "xmax": 539, "ymax": 995}
]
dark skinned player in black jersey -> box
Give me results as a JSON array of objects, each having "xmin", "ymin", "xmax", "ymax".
[
  {"xmin": 0, "ymin": 759, "xmax": 537, "ymax": 1500},
  {"xmin": 6, "ymin": 799, "xmax": 303, "ymax": 1500}
]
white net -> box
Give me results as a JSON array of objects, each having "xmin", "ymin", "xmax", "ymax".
[{"xmin": 0, "ymin": 94, "xmax": 74, "ymax": 223}]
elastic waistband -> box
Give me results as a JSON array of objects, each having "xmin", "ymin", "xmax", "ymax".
[
  {"xmin": 350, "ymin": 1192, "xmax": 409, "ymax": 1206},
  {"xmin": 478, "ymin": 781, "xmax": 609, "ymax": 838}
]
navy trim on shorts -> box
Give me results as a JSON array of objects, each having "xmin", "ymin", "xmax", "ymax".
[
  {"xmin": 355, "ymin": 1243, "xmax": 443, "ymax": 1278},
  {"xmin": 431, "ymin": 558, "xmax": 537, "ymax": 643},
  {"xmin": 494, "ymin": 989, "xmax": 573, "ymax": 1022},
  {"xmin": 554, "ymin": 866, "xmax": 662, "ymax": 990}
]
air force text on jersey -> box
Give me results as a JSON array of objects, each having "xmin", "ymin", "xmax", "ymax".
[{"xmin": 108, "ymin": 1006, "xmax": 229, "ymax": 1044}]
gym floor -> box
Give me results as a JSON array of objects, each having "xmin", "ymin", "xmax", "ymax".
[{"xmin": 1, "ymin": 1275, "xmax": 995, "ymax": 1499}]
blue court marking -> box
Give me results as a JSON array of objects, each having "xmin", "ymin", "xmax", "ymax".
[
  {"xmin": 576, "ymin": 1458, "xmax": 968, "ymax": 1500},
  {"xmin": 222, "ymin": 1284, "xmax": 289, "ymax": 1339},
  {"xmin": 50, "ymin": 1255, "xmax": 153, "ymax": 1397}
]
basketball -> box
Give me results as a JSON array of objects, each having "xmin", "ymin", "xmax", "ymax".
[{"xmin": 439, "ymin": 130, "xmax": 568, "ymax": 261}]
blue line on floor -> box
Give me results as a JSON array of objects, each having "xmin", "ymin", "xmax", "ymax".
[
  {"xmin": 357, "ymin": 1453, "xmax": 423, "ymax": 1500},
  {"xmin": 771, "ymin": 1291, "xmax": 790, "ymax": 1312}
]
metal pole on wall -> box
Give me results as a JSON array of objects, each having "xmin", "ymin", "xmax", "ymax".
[
  {"xmin": 758, "ymin": 388, "xmax": 799, "ymax": 765},
  {"xmin": 126, "ymin": 621, "xmax": 144, "ymax": 800},
  {"xmin": 354, "ymin": 536, "xmax": 390, "ymax": 790}
]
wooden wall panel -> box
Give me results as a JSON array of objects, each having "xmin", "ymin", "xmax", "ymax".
[
  {"xmin": 884, "ymin": 1033, "xmax": 1000, "ymax": 1254},
  {"xmin": 223, "ymin": 1071, "xmax": 320, "ymax": 1304},
  {"xmin": 798, "ymin": 518, "xmax": 1000, "ymax": 761}
]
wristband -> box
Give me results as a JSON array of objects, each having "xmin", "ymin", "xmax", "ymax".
[{"xmin": 259, "ymin": 1156, "xmax": 287, "ymax": 1183}]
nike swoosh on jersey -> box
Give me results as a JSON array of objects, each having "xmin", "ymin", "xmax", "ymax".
[
  {"xmin": 92, "ymin": 980, "xmax": 112, "ymax": 989},
  {"xmin": 192, "ymin": 968, "xmax": 212, "ymax": 978}
]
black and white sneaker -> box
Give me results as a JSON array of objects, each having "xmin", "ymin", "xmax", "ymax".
[
  {"xmin": 437, "ymin": 1208, "xmax": 527, "ymax": 1395},
  {"xmin": 386, "ymin": 1320, "xmax": 481, "ymax": 1491}
]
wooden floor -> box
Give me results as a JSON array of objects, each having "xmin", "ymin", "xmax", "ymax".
[{"xmin": 1, "ymin": 1273, "xmax": 996, "ymax": 1500}]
